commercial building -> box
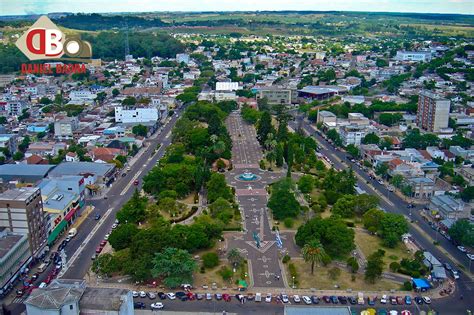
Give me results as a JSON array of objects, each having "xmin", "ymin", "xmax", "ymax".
[
  {"xmin": 68, "ymin": 90, "xmax": 97, "ymax": 104},
  {"xmin": 0, "ymin": 187, "xmax": 47, "ymax": 256},
  {"xmin": 54, "ymin": 117, "xmax": 79, "ymax": 140},
  {"xmin": 25, "ymin": 279, "xmax": 134, "ymax": 315},
  {"xmin": 339, "ymin": 125, "xmax": 367, "ymax": 146},
  {"xmin": 316, "ymin": 110, "xmax": 337, "ymax": 126},
  {"xmin": 416, "ymin": 91, "xmax": 450, "ymax": 132},
  {"xmin": 257, "ymin": 87, "xmax": 296, "ymax": 105},
  {"xmin": 0, "ymin": 228, "xmax": 31, "ymax": 296},
  {"xmin": 395, "ymin": 51, "xmax": 432, "ymax": 62},
  {"xmin": 429, "ymin": 195, "xmax": 469, "ymax": 221},
  {"xmin": 406, "ymin": 177, "xmax": 435, "ymax": 200},
  {"xmin": 216, "ymin": 81, "xmax": 240, "ymax": 91},
  {"xmin": 297, "ymin": 85, "xmax": 347, "ymax": 100},
  {"xmin": 114, "ymin": 106, "xmax": 159, "ymax": 124},
  {"xmin": 38, "ymin": 176, "xmax": 85, "ymax": 246},
  {"xmin": 0, "ymin": 164, "xmax": 55, "ymax": 183}
]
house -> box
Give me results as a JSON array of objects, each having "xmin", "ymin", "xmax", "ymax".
[
  {"xmin": 406, "ymin": 177, "xmax": 435, "ymax": 199},
  {"xmin": 429, "ymin": 195, "xmax": 469, "ymax": 221},
  {"xmin": 455, "ymin": 166, "xmax": 474, "ymax": 186},
  {"xmin": 449, "ymin": 146, "xmax": 474, "ymax": 160},
  {"xmin": 65, "ymin": 152, "xmax": 79, "ymax": 162},
  {"xmin": 339, "ymin": 124, "xmax": 367, "ymax": 146},
  {"xmin": 26, "ymin": 142, "xmax": 67, "ymax": 158},
  {"xmin": 26, "ymin": 154, "xmax": 48, "ymax": 165},
  {"xmin": 422, "ymin": 251, "xmax": 447, "ymax": 280},
  {"xmin": 54, "ymin": 118, "xmax": 79, "ymax": 141},
  {"xmin": 89, "ymin": 147, "xmax": 125, "ymax": 163}
]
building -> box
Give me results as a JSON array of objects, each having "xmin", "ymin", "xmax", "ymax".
[
  {"xmin": 429, "ymin": 195, "xmax": 469, "ymax": 220},
  {"xmin": 176, "ymin": 53, "xmax": 190, "ymax": 64},
  {"xmin": 54, "ymin": 118, "xmax": 79, "ymax": 140},
  {"xmin": 47, "ymin": 162, "xmax": 116, "ymax": 192},
  {"xmin": 114, "ymin": 106, "xmax": 159, "ymax": 124},
  {"xmin": 0, "ymin": 228, "xmax": 31, "ymax": 296},
  {"xmin": 216, "ymin": 81, "xmax": 240, "ymax": 91},
  {"xmin": 395, "ymin": 51, "xmax": 432, "ymax": 62},
  {"xmin": 25, "ymin": 279, "xmax": 134, "ymax": 315},
  {"xmin": 339, "ymin": 125, "xmax": 367, "ymax": 146},
  {"xmin": 416, "ymin": 91, "xmax": 450, "ymax": 132},
  {"xmin": 316, "ymin": 110, "xmax": 337, "ymax": 126},
  {"xmin": 0, "ymin": 134, "xmax": 17, "ymax": 155},
  {"xmin": 7, "ymin": 101, "xmax": 28, "ymax": 116},
  {"xmin": 68, "ymin": 90, "xmax": 97, "ymax": 104},
  {"xmin": 257, "ymin": 87, "xmax": 296, "ymax": 105},
  {"xmin": 455, "ymin": 166, "xmax": 474, "ymax": 186},
  {"xmin": 0, "ymin": 164, "xmax": 55, "ymax": 183},
  {"xmin": 0, "ymin": 187, "xmax": 47, "ymax": 256},
  {"xmin": 298, "ymin": 85, "xmax": 347, "ymax": 100},
  {"xmin": 38, "ymin": 176, "xmax": 85, "ymax": 246},
  {"xmin": 406, "ymin": 177, "xmax": 435, "ymax": 199}
]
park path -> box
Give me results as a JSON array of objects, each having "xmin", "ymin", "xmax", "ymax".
[{"xmin": 223, "ymin": 111, "xmax": 298, "ymax": 289}]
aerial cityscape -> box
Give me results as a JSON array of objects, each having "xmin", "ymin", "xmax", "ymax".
[{"xmin": 0, "ymin": 1, "xmax": 473, "ymax": 315}]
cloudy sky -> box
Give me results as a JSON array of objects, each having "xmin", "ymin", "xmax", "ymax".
[{"xmin": 2, "ymin": 0, "xmax": 473, "ymax": 15}]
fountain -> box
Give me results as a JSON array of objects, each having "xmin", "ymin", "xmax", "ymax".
[{"xmin": 238, "ymin": 171, "xmax": 258, "ymax": 181}]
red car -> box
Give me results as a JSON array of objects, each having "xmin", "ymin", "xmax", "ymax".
[
  {"xmin": 186, "ymin": 292, "xmax": 195, "ymax": 300},
  {"xmin": 45, "ymin": 275, "xmax": 53, "ymax": 284},
  {"xmin": 95, "ymin": 246, "xmax": 103, "ymax": 254},
  {"xmin": 100, "ymin": 240, "xmax": 107, "ymax": 247},
  {"xmin": 223, "ymin": 294, "xmax": 231, "ymax": 302},
  {"xmin": 133, "ymin": 180, "xmax": 139, "ymax": 186}
]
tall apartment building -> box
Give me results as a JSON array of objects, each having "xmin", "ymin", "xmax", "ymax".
[
  {"xmin": 416, "ymin": 91, "xmax": 451, "ymax": 132},
  {"xmin": 0, "ymin": 187, "xmax": 47, "ymax": 256}
]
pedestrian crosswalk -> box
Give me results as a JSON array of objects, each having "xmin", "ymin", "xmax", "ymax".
[{"xmin": 11, "ymin": 296, "xmax": 28, "ymax": 304}]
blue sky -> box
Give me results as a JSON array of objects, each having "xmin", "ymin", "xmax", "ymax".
[{"xmin": 2, "ymin": 0, "xmax": 473, "ymax": 15}]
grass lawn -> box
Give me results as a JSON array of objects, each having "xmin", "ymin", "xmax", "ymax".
[
  {"xmin": 193, "ymin": 260, "xmax": 249, "ymax": 290},
  {"xmin": 286, "ymin": 259, "xmax": 401, "ymax": 291},
  {"xmin": 355, "ymin": 229, "xmax": 413, "ymax": 271}
]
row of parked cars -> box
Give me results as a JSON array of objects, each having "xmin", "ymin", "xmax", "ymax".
[{"xmin": 132, "ymin": 290, "xmax": 432, "ymax": 307}]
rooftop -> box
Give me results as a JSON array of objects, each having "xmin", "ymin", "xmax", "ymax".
[
  {"xmin": 0, "ymin": 164, "xmax": 54, "ymax": 178},
  {"xmin": 285, "ymin": 306, "xmax": 352, "ymax": 315},
  {"xmin": 0, "ymin": 187, "xmax": 40, "ymax": 202},
  {"xmin": 48, "ymin": 162, "xmax": 115, "ymax": 178},
  {"xmin": 25, "ymin": 279, "xmax": 86, "ymax": 310},
  {"xmin": 79, "ymin": 286, "xmax": 130, "ymax": 311},
  {"xmin": 0, "ymin": 232, "xmax": 26, "ymax": 260}
]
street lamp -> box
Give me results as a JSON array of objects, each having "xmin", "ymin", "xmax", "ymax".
[{"xmin": 292, "ymin": 276, "xmax": 295, "ymax": 289}]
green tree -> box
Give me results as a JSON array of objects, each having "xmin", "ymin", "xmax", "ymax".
[
  {"xmin": 390, "ymin": 174, "xmax": 404, "ymax": 189},
  {"xmin": 108, "ymin": 223, "xmax": 139, "ymax": 251},
  {"xmin": 202, "ymin": 252, "xmax": 219, "ymax": 268},
  {"xmin": 208, "ymin": 197, "xmax": 234, "ymax": 224},
  {"xmin": 132, "ymin": 124, "xmax": 148, "ymax": 137},
  {"xmin": 12, "ymin": 151, "xmax": 24, "ymax": 161},
  {"xmin": 112, "ymin": 88, "xmax": 120, "ymax": 97},
  {"xmin": 152, "ymin": 247, "xmax": 197, "ymax": 288},
  {"xmin": 268, "ymin": 179, "xmax": 300, "ymax": 220},
  {"xmin": 326, "ymin": 129, "xmax": 342, "ymax": 147},
  {"xmin": 257, "ymin": 111, "xmax": 273, "ymax": 144},
  {"xmin": 227, "ymin": 248, "xmax": 244, "ymax": 267},
  {"xmin": 298, "ymin": 175, "xmax": 314, "ymax": 194},
  {"xmin": 448, "ymin": 219, "xmax": 474, "ymax": 247},
  {"xmin": 302, "ymin": 239, "xmax": 327, "ymax": 275},
  {"xmin": 207, "ymin": 173, "xmax": 233, "ymax": 203},
  {"xmin": 379, "ymin": 213, "xmax": 409, "ymax": 248},
  {"xmin": 460, "ymin": 186, "xmax": 474, "ymax": 202},
  {"xmin": 275, "ymin": 143, "xmax": 284, "ymax": 167},
  {"xmin": 346, "ymin": 256, "xmax": 359, "ymax": 273},
  {"xmin": 375, "ymin": 163, "xmax": 389, "ymax": 179},
  {"xmin": 362, "ymin": 133, "xmax": 380, "ymax": 145},
  {"xmin": 346, "ymin": 144, "xmax": 359, "ymax": 158},
  {"xmin": 365, "ymin": 249, "xmax": 385, "ymax": 283},
  {"xmin": 363, "ymin": 208, "xmax": 385, "ymax": 232},
  {"xmin": 116, "ymin": 190, "xmax": 147, "ymax": 224},
  {"xmin": 122, "ymin": 96, "xmax": 137, "ymax": 106}
]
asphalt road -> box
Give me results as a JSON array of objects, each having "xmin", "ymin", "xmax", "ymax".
[
  {"xmin": 288, "ymin": 113, "xmax": 474, "ymax": 313},
  {"xmin": 5, "ymin": 107, "xmax": 185, "ymax": 314}
]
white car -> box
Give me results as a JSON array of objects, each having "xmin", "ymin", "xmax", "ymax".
[
  {"xmin": 293, "ymin": 295, "xmax": 301, "ymax": 303},
  {"xmin": 467, "ymin": 253, "xmax": 474, "ymax": 260},
  {"xmin": 132, "ymin": 291, "xmax": 139, "ymax": 298},
  {"xmin": 150, "ymin": 302, "xmax": 164, "ymax": 310},
  {"xmin": 104, "ymin": 234, "xmax": 110, "ymax": 240},
  {"xmin": 422, "ymin": 296, "xmax": 431, "ymax": 304},
  {"xmin": 302, "ymin": 295, "xmax": 312, "ymax": 305},
  {"xmin": 457, "ymin": 246, "xmax": 467, "ymax": 252},
  {"xmin": 265, "ymin": 293, "xmax": 272, "ymax": 303},
  {"xmin": 166, "ymin": 293, "xmax": 176, "ymax": 300},
  {"xmin": 281, "ymin": 294, "xmax": 289, "ymax": 303},
  {"xmin": 112, "ymin": 223, "xmax": 118, "ymax": 229},
  {"xmin": 139, "ymin": 291, "xmax": 146, "ymax": 298},
  {"xmin": 147, "ymin": 292, "xmax": 156, "ymax": 299},
  {"xmin": 206, "ymin": 293, "xmax": 212, "ymax": 300},
  {"xmin": 380, "ymin": 294, "xmax": 388, "ymax": 304}
]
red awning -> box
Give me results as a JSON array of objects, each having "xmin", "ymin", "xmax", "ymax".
[{"xmin": 64, "ymin": 207, "xmax": 78, "ymax": 222}]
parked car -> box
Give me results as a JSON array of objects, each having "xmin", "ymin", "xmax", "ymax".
[
  {"xmin": 414, "ymin": 296, "xmax": 423, "ymax": 304},
  {"xmin": 132, "ymin": 291, "xmax": 139, "ymax": 298},
  {"xmin": 338, "ymin": 296, "xmax": 348, "ymax": 304},
  {"xmin": 311, "ymin": 295, "xmax": 320, "ymax": 304},
  {"xmin": 175, "ymin": 292, "xmax": 186, "ymax": 299},
  {"xmin": 368, "ymin": 296, "xmax": 376, "ymax": 306},
  {"xmin": 215, "ymin": 293, "xmax": 222, "ymax": 300},
  {"xmin": 100, "ymin": 240, "xmax": 107, "ymax": 247},
  {"xmin": 255, "ymin": 292, "xmax": 262, "ymax": 302},
  {"xmin": 405, "ymin": 295, "xmax": 412, "ymax": 305},
  {"xmin": 265, "ymin": 293, "xmax": 272, "ymax": 303},
  {"xmin": 206, "ymin": 293, "xmax": 212, "ymax": 300},
  {"xmin": 302, "ymin": 296, "xmax": 312, "ymax": 305},
  {"xmin": 157, "ymin": 292, "xmax": 166, "ymax": 300},
  {"xmin": 330, "ymin": 296, "xmax": 339, "ymax": 304},
  {"xmin": 247, "ymin": 293, "xmax": 255, "ymax": 301},
  {"xmin": 150, "ymin": 302, "xmax": 164, "ymax": 310},
  {"xmin": 457, "ymin": 246, "xmax": 467, "ymax": 252},
  {"xmin": 133, "ymin": 302, "xmax": 145, "ymax": 309},
  {"xmin": 390, "ymin": 296, "xmax": 397, "ymax": 305},
  {"xmin": 223, "ymin": 294, "xmax": 231, "ymax": 302},
  {"xmin": 147, "ymin": 292, "xmax": 156, "ymax": 299},
  {"xmin": 139, "ymin": 291, "xmax": 146, "ymax": 298},
  {"xmin": 322, "ymin": 296, "xmax": 331, "ymax": 303},
  {"xmin": 293, "ymin": 295, "xmax": 301, "ymax": 303},
  {"xmin": 467, "ymin": 253, "xmax": 474, "ymax": 260},
  {"xmin": 451, "ymin": 269, "xmax": 460, "ymax": 280},
  {"xmin": 196, "ymin": 293, "xmax": 204, "ymax": 300},
  {"xmin": 281, "ymin": 294, "xmax": 289, "ymax": 303},
  {"xmin": 380, "ymin": 295, "xmax": 388, "ymax": 304},
  {"xmin": 166, "ymin": 293, "xmax": 176, "ymax": 300},
  {"xmin": 396, "ymin": 296, "xmax": 404, "ymax": 305},
  {"xmin": 348, "ymin": 296, "xmax": 356, "ymax": 305},
  {"xmin": 422, "ymin": 296, "xmax": 431, "ymax": 304},
  {"xmin": 95, "ymin": 247, "xmax": 102, "ymax": 254},
  {"xmin": 133, "ymin": 180, "xmax": 139, "ymax": 186},
  {"xmin": 444, "ymin": 263, "xmax": 453, "ymax": 271},
  {"xmin": 94, "ymin": 214, "xmax": 101, "ymax": 220}
]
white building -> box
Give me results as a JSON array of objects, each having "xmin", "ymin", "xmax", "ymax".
[
  {"xmin": 7, "ymin": 101, "xmax": 28, "ymax": 116},
  {"xmin": 176, "ymin": 53, "xmax": 190, "ymax": 64},
  {"xmin": 115, "ymin": 106, "xmax": 159, "ymax": 124},
  {"xmin": 395, "ymin": 51, "xmax": 432, "ymax": 62},
  {"xmin": 68, "ymin": 90, "xmax": 97, "ymax": 104},
  {"xmin": 339, "ymin": 125, "xmax": 367, "ymax": 146},
  {"xmin": 216, "ymin": 81, "xmax": 240, "ymax": 91},
  {"xmin": 54, "ymin": 117, "xmax": 79, "ymax": 140}
]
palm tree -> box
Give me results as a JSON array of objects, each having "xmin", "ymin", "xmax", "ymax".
[{"xmin": 302, "ymin": 239, "xmax": 326, "ymax": 275}]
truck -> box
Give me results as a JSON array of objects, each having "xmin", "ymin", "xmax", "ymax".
[
  {"xmin": 68, "ymin": 228, "xmax": 77, "ymax": 238},
  {"xmin": 255, "ymin": 292, "xmax": 262, "ymax": 302}
]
